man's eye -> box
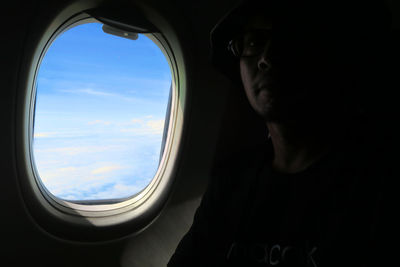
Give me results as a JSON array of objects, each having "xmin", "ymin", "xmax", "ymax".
[
  {"xmin": 248, "ymin": 41, "xmax": 257, "ymax": 47},
  {"xmin": 240, "ymin": 31, "xmax": 270, "ymax": 56},
  {"xmin": 245, "ymin": 37, "xmax": 265, "ymax": 48}
]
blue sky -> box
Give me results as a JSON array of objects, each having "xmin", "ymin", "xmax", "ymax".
[{"xmin": 33, "ymin": 23, "xmax": 172, "ymax": 201}]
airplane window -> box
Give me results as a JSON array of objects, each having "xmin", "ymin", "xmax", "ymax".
[{"xmin": 32, "ymin": 22, "xmax": 172, "ymax": 203}]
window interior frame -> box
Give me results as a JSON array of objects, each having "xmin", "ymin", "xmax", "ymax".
[{"xmin": 14, "ymin": 2, "xmax": 185, "ymax": 241}]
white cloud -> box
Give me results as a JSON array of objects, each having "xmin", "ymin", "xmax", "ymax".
[
  {"xmin": 146, "ymin": 119, "xmax": 164, "ymax": 132},
  {"xmin": 34, "ymin": 132, "xmax": 60, "ymax": 138},
  {"xmin": 33, "ymin": 130, "xmax": 91, "ymax": 139},
  {"xmin": 58, "ymin": 87, "xmax": 140, "ymax": 102},
  {"xmin": 60, "ymin": 88, "xmax": 116, "ymax": 97},
  {"xmin": 120, "ymin": 118, "xmax": 164, "ymax": 136},
  {"xmin": 39, "ymin": 162, "xmax": 128, "ymax": 199},
  {"xmin": 88, "ymin": 120, "xmax": 112, "ymax": 126},
  {"xmin": 37, "ymin": 146, "xmax": 101, "ymax": 156},
  {"xmin": 90, "ymin": 183, "xmax": 144, "ymax": 200},
  {"xmin": 91, "ymin": 165, "xmax": 123, "ymax": 175},
  {"xmin": 33, "ymin": 116, "xmax": 164, "ymax": 201},
  {"xmin": 130, "ymin": 119, "xmax": 143, "ymax": 124},
  {"xmin": 58, "ymin": 167, "xmax": 78, "ymax": 172}
]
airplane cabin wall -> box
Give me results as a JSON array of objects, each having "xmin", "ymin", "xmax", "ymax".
[{"xmin": 0, "ymin": 0, "xmax": 246, "ymax": 266}]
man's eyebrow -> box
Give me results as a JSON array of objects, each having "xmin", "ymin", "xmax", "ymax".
[
  {"xmin": 243, "ymin": 28, "xmax": 272, "ymax": 34},
  {"xmin": 243, "ymin": 22, "xmax": 272, "ymax": 31}
]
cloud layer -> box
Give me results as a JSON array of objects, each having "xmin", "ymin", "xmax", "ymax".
[{"xmin": 33, "ymin": 116, "xmax": 166, "ymax": 201}]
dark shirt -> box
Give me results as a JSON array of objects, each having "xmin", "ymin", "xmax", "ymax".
[{"xmin": 168, "ymin": 120, "xmax": 394, "ymax": 266}]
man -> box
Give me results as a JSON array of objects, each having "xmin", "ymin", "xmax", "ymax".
[{"xmin": 169, "ymin": 1, "xmax": 394, "ymax": 266}]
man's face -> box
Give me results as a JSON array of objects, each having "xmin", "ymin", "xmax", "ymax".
[
  {"xmin": 238, "ymin": 15, "xmax": 310, "ymax": 122},
  {"xmin": 239, "ymin": 16, "xmax": 274, "ymax": 120}
]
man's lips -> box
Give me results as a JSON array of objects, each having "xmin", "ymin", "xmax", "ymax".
[
  {"xmin": 255, "ymin": 75, "xmax": 275, "ymax": 89},
  {"xmin": 256, "ymin": 82, "xmax": 275, "ymax": 94}
]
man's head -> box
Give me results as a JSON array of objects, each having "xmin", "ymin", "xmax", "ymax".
[
  {"xmin": 235, "ymin": 14, "xmax": 277, "ymax": 120},
  {"xmin": 211, "ymin": 0, "xmax": 391, "ymax": 123}
]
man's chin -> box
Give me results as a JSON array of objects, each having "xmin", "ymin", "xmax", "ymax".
[
  {"xmin": 258, "ymin": 105, "xmax": 299, "ymax": 123},
  {"xmin": 263, "ymin": 113, "xmax": 286, "ymax": 123},
  {"xmin": 257, "ymin": 107, "xmax": 282, "ymax": 123}
]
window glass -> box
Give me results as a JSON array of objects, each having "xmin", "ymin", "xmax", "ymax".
[{"xmin": 33, "ymin": 22, "xmax": 172, "ymax": 202}]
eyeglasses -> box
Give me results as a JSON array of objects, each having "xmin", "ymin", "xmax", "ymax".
[{"xmin": 227, "ymin": 29, "xmax": 271, "ymax": 58}]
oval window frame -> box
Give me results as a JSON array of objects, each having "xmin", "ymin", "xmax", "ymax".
[
  {"xmin": 31, "ymin": 14, "xmax": 176, "ymax": 214},
  {"xmin": 16, "ymin": 2, "xmax": 185, "ymax": 241}
]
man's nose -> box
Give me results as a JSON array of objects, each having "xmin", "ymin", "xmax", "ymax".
[{"xmin": 257, "ymin": 40, "xmax": 272, "ymax": 71}]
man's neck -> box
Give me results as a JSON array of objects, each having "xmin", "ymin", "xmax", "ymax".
[{"xmin": 267, "ymin": 120, "xmax": 334, "ymax": 174}]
